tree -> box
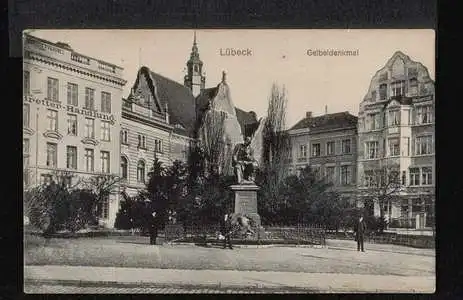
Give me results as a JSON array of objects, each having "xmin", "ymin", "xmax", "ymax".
[
  {"xmin": 80, "ymin": 174, "xmax": 121, "ymax": 222},
  {"xmin": 360, "ymin": 166, "xmax": 404, "ymax": 232},
  {"xmin": 257, "ymin": 83, "xmax": 291, "ymax": 222},
  {"xmin": 145, "ymin": 156, "xmax": 169, "ymax": 228},
  {"xmin": 199, "ymin": 109, "xmax": 227, "ymax": 177}
]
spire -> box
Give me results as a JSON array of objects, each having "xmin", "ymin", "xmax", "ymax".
[
  {"xmin": 222, "ymin": 70, "xmax": 227, "ymax": 83},
  {"xmin": 190, "ymin": 30, "xmax": 199, "ymax": 59}
]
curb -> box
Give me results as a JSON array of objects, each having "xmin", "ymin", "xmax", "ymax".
[{"xmin": 24, "ymin": 278, "xmax": 316, "ymax": 293}]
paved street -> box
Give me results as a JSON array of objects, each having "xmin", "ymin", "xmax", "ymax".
[{"xmin": 24, "ymin": 234, "xmax": 435, "ymax": 293}]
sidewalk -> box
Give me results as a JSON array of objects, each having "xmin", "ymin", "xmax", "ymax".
[{"xmin": 25, "ymin": 265, "xmax": 435, "ymax": 293}]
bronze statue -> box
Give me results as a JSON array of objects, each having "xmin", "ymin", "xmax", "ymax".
[{"xmin": 232, "ymin": 136, "xmax": 258, "ymax": 184}]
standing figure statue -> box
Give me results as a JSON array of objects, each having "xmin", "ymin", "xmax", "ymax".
[{"xmin": 232, "ymin": 137, "xmax": 258, "ymax": 184}]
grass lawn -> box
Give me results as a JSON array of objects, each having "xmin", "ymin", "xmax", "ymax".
[{"xmin": 24, "ymin": 234, "xmax": 435, "ymax": 276}]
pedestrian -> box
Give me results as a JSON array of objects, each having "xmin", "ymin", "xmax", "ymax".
[
  {"xmin": 220, "ymin": 213, "xmax": 233, "ymax": 250},
  {"xmin": 149, "ymin": 211, "xmax": 158, "ymax": 245},
  {"xmin": 354, "ymin": 215, "xmax": 366, "ymax": 252}
]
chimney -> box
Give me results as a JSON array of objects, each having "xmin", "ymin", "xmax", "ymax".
[
  {"xmin": 325, "ymin": 105, "xmax": 328, "ymax": 115},
  {"xmin": 306, "ymin": 111, "xmax": 312, "ymax": 118}
]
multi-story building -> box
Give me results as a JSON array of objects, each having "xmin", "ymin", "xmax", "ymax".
[
  {"xmin": 120, "ymin": 66, "xmax": 196, "ymax": 196},
  {"xmin": 287, "ymin": 111, "xmax": 358, "ymax": 201},
  {"xmin": 357, "ymin": 51, "xmax": 435, "ymax": 229},
  {"xmin": 22, "ymin": 33, "xmax": 127, "ymax": 227},
  {"xmin": 121, "ymin": 33, "xmax": 258, "ymax": 196}
]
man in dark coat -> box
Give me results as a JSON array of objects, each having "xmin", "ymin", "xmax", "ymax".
[
  {"xmin": 354, "ymin": 215, "xmax": 366, "ymax": 252},
  {"xmin": 220, "ymin": 213, "xmax": 233, "ymax": 250},
  {"xmin": 149, "ymin": 211, "xmax": 158, "ymax": 245}
]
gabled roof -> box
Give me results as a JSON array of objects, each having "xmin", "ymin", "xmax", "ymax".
[
  {"xmin": 290, "ymin": 111, "xmax": 358, "ymax": 132},
  {"xmin": 195, "ymin": 85, "xmax": 259, "ymax": 137},
  {"xmin": 132, "ymin": 66, "xmax": 197, "ymax": 137}
]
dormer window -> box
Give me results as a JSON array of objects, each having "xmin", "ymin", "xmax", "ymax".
[{"xmin": 379, "ymin": 84, "xmax": 387, "ymax": 100}]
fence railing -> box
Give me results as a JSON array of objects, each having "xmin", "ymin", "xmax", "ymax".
[{"xmin": 162, "ymin": 223, "xmax": 326, "ymax": 246}]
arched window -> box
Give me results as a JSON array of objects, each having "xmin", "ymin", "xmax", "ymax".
[
  {"xmin": 194, "ymin": 65, "xmax": 199, "ymax": 73},
  {"xmin": 121, "ymin": 156, "xmax": 128, "ymax": 179},
  {"xmin": 137, "ymin": 160, "xmax": 145, "ymax": 183}
]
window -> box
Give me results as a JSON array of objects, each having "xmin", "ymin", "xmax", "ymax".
[
  {"xmin": 66, "ymin": 146, "xmax": 77, "ymax": 169},
  {"xmin": 409, "ymin": 168, "xmax": 420, "ymax": 186},
  {"xmin": 23, "ymin": 104, "xmax": 30, "ymax": 128},
  {"xmin": 340, "ymin": 165, "xmax": 352, "ymax": 185},
  {"xmin": 101, "ymin": 121, "xmax": 111, "ymax": 141},
  {"xmin": 101, "ymin": 92, "xmax": 111, "ymax": 113},
  {"xmin": 299, "ymin": 144, "xmax": 307, "ymax": 158},
  {"xmin": 194, "ymin": 65, "xmax": 199, "ymax": 73},
  {"xmin": 416, "ymin": 105, "xmax": 433, "ymax": 124},
  {"xmin": 388, "ymin": 138, "xmax": 400, "ymax": 157},
  {"xmin": 23, "ymin": 139, "xmax": 30, "ymax": 167},
  {"xmin": 402, "ymin": 137, "xmax": 410, "ymax": 156},
  {"xmin": 67, "ymin": 114, "xmax": 78, "ymax": 136},
  {"xmin": 154, "ymin": 139, "xmax": 162, "ymax": 152},
  {"xmin": 47, "ymin": 77, "xmax": 59, "ymax": 102},
  {"xmin": 379, "ymin": 84, "xmax": 387, "ymax": 100},
  {"xmin": 138, "ymin": 134, "xmax": 146, "ymax": 149},
  {"xmin": 408, "ymin": 67, "xmax": 418, "ymax": 77},
  {"xmin": 388, "ymin": 110, "xmax": 400, "ymax": 126},
  {"xmin": 67, "ymin": 83, "xmax": 78, "ymax": 106},
  {"xmin": 341, "ymin": 139, "xmax": 351, "ymax": 154},
  {"xmin": 85, "ymin": 87, "xmax": 95, "ymax": 110},
  {"xmin": 46, "ymin": 143, "xmax": 57, "ymax": 167},
  {"xmin": 367, "ymin": 113, "xmax": 380, "ymax": 130},
  {"xmin": 24, "ymin": 71, "xmax": 30, "ymax": 95},
  {"xmin": 101, "ymin": 151, "xmax": 110, "ymax": 173},
  {"xmin": 84, "ymin": 148, "xmax": 94, "ymax": 172},
  {"xmin": 364, "ymin": 170, "xmax": 375, "ymax": 187},
  {"xmin": 422, "ymin": 167, "xmax": 433, "ymax": 185},
  {"xmin": 402, "ymin": 171, "xmax": 406, "ymax": 186},
  {"xmin": 365, "ymin": 141, "xmax": 379, "ymax": 159},
  {"xmin": 99, "ymin": 194, "xmax": 109, "ymax": 219},
  {"xmin": 137, "ymin": 160, "xmax": 145, "ymax": 182},
  {"xmin": 415, "ymin": 135, "xmax": 433, "ymax": 155},
  {"xmin": 409, "ymin": 78, "xmax": 418, "ymax": 88},
  {"xmin": 325, "ymin": 166, "xmax": 336, "ymax": 184},
  {"xmin": 311, "ymin": 143, "xmax": 320, "ymax": 157},
  {"xmin": 120, "ymin": 156, "xmax": 128, "ymax": 179},
  {"xmin": 312, "ymin": 166, "xmax": 321, "ymax": 179},
  {"xmin": 121, "ymin": 130, "xmax": 128, "ymax": 144},
  {"xmin": 47, "ymin": 109, "xmax": 58, "ymax": 131},
  {"xmin": 391, "ymin": 80, "xmax": 405, "ymax": 97},
  {"xmin": 84, "ymin": 118, "xmax": 95, "ymax": 138},
  {"xmin": 326, "ymin": 141, "xmax": 335, "ymax": 155}
]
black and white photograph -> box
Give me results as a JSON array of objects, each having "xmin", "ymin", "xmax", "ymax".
[{"xmin": 22, "ymin": 29, "xmax": 435, "ymax": 293}]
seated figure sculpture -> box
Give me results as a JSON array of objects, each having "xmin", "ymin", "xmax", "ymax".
[{"xmin": 232, "ymin": 137, "xmax": 258, "ymax": 184}]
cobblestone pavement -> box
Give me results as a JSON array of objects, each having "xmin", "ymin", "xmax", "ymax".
[{"xmin": 25, "ymin": 283, "xmax": 301, "ymax": 294}]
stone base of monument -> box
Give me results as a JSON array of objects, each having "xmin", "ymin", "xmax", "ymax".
[{"xmin": 230, "ymin": 184, "xmax": 264, "ymax": 240}]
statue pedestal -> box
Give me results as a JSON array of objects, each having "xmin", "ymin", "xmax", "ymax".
[{"xmin": 230, "ymin": 184, "xmax": 262, "ymax": 227}]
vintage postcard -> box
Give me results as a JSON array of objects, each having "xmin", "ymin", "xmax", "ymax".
[{"xmin": 23, "ymin": 29, "xmax": 435, "ymax": 293}]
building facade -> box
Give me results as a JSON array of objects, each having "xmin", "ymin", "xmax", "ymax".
[
  {"xmin": 23, "ymin": 33, "xmax": 127, "ymax": 227},
  {"xmin": 120, "ymin": 66, "xmax": 195, "ymax": 197},
  {"xmin": 357, "ymin": 51, "xmax": 435, "ymax": 229},
  {"xmin": 288, "ymin": 111, "xmax": 358, "ymax": 200}
]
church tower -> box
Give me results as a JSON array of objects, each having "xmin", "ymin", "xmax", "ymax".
[{"xmin": 184, "ymin": 31, "xmax": 206, "ymax": 97}]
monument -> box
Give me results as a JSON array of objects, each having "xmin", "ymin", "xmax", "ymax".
[{"xmin": 230, "ymin": 136, "xmax": 263, "ymax": 228}]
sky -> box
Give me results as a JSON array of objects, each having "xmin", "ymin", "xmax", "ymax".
[{"xmin": 28, "ymin": 29, "xmax": 435, "ymax": 128}]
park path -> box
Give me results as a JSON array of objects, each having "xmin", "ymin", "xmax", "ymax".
[{"xmin": 24, "ymin": 265, "xmax": 435, "ymax": 293}]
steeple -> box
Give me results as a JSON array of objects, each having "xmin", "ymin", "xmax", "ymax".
[{"xmin": 184, "ymin": 30, "xmax": 206, "ymax": 97}]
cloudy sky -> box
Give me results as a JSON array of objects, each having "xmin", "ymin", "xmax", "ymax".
[{"xmin": 28, "ymin": 29, "xmax": 434, "ymax": 128}]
